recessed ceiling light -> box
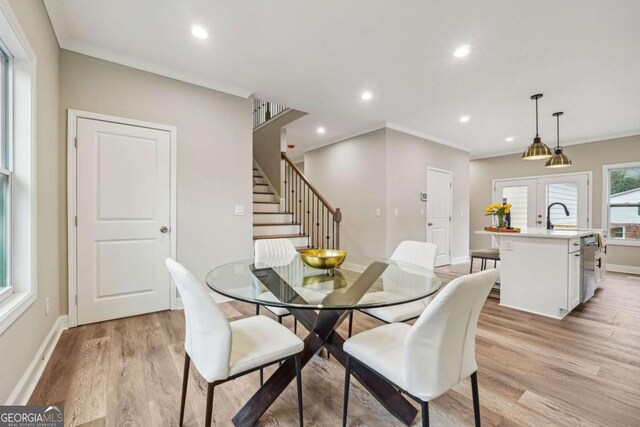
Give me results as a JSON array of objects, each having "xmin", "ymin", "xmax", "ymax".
[
  {"xmin": 454, "ymin": 45, "xmax": 471, "ymax": 58},
  {"xmin": 505, "ymin": 137, "xmax": 515, "ymax": 142},
  {"xmin": 316, "ymin": 127, "xmax": 326, "ymax": 134},
  {"xmin": 191, "ymin": 25, "xmax": 208, "ymax": 40},
  {"xmin": 459, "ymin": 115, "xmax": 471, "ymax": 123},
  {"xmin": 361, "ymin": 91, "xmax": 373, "ymax": 100}
]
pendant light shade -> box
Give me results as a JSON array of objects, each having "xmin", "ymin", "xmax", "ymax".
[
  {"xmin": 522, "ymin": 94, "xmax": 553, "ymax": 160},
  {"xmin": 545, "ymin": 112, "xmax": 572, "ymax": 168}
]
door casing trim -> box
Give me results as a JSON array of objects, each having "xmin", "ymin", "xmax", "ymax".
[{"xmin": 67, "ymin": 109, "xmax": 178, "ymax": 327}]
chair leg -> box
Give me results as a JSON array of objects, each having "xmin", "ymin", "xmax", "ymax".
[
  {"xmin": 494, "ymin": 259, "xmax": 497, "ymax": 268},
  {"xmin": 255, "ymin": 304, "xmax": 260, "ymax": 315},
  {"xmin": 205, "ymin": 382, "xmax": 215, "ymax": 427},
  {"xmin": 278, "ymin": 316, "xmax": 283, "ymax": 324},
  {"xmin": 295, "ymin": 354, "xmax": 304, "ymax": 426},
  {"xmin": 259, "ymin": 368, "xmax": 263, "ymax": 386},
  {"xmin": 421, "ymin": 401, "xmax": 429, "ymax": 427},
  {"xmin": 471, "ymin": 371, "xmax": 481, "ymax": 427},
  {"xmin": 294, "ymin": 318, "xmax": 298, "ymax": 334},
  {"xmin": 179, "ymin": 352, "xmax": 190, "ymax": 426},
  {"xmin": 469, "ymin": 257, "xmax": 474, "ymax": 274},
  {"xmin": 481, "ymin": 258, "xmax": 486, "ymax": 270},
  {"xmin": 342, "ymin": 355, "xmax": 351, "ymax": 427},
  {"xmin": 348, "ymin": 311, "xmax": 354, "ymax": 338}
]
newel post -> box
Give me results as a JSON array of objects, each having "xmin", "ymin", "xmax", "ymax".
[{"xmin": 334, "ymin": 208, "xmax": 342, "ymax": 249}]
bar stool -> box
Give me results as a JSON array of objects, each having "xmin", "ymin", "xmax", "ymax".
[{"xmin": 469, "ymin": 248, "xmax": 500, "ymax": 273}]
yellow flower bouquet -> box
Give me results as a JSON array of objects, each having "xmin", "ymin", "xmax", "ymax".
[{"xmin": 485, "ymin": 202, "xmax": 512, "ymax": 228}]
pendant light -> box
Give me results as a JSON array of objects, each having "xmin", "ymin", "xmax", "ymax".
[
  {"xmin": 545, "ymin": 112, "xmax": 572, "ymax": 168},
  {"xmin": 522, "ymin": 94, "xmax": 553, "ymax": 160}
]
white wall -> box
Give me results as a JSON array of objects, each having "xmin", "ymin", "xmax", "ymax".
[
  {"xmin": 0, "ymin": 0, "xmax": 61, "ymax": 403},
  {"xmin": 305, "ymin": 129, "xmax": 387, "ymax": 257},
  {"xmin": 385, "ymin": 129, "xmax": 470, "ymax": 260},
  {"xmin": 60, "ymin": 50, "xmax": 254, "ymax": 303},
  {"xmin": 305, "ymin": 128, "xmax": 470, "ymax": 260}
]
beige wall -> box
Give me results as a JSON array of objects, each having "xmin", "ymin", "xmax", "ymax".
[
  {"xmin": 385, "ymin": 129, "xmax": 470, "ymax": 259},
  {"xmin": 470, "ymin": 135, "xmax": 640, "ymax": 268},
  {"xmin": 253, "ymin": 110, "xmax": 306, "ymax": 194},
  {"xmin": 305, "ymin": 129, "xmax": 388, "ymax": 256},
  {"xmin": 60, "ymin": 50, "xmax": 254, "ymax": 297},
  {"xmin": 0, "ymin": 0, "xmax": 61, "ymax": 402},
  {"xmin": 305, "ymin": 128, "xmax": 470, "ymax": 260}
]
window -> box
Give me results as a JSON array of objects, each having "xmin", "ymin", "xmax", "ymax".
[
  {"xmin": 603, "ymin": 163, "xmax": 640, "ymax": 246},
  {"xmin": 0, "ymin": 45, "xmax": 10, "ymax": 303}
]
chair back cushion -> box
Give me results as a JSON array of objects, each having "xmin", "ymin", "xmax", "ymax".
[
  {"xmin": 166, "ymin": 258, "xmax": 232, "ymax": 382},
  {"xmin": 391, "ymin": 240, "xmax": 438, "ymax": 270},
  {"xmin": 255, "ymin": 238, "xmax": 298, "ymax": 257},
  {"xmin": 405, "ymin": 268, "xmax": 498, "ymax": 400}
]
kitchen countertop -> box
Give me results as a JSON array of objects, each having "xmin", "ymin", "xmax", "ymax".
[{"xmin": 475, "ymin": 229, "xmax": 602, "ymax": 239}]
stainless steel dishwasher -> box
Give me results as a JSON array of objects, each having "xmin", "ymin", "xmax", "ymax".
[{"xmin": 580, "ymin": 235, "xmax": 597, "ymax": 303}]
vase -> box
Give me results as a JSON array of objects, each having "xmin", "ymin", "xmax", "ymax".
[{"xmin": 497, "ymin": 216, "xmax": 507, "ymax": 229}]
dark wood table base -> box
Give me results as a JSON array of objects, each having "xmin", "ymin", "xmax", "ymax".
[{"xmin": 231, "ymin": 308, "xmax": 418, "ymax": 426}]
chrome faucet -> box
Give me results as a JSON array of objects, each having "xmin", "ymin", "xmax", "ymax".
[{"xmin": 547, "ymin": 202, "xmax": 570, "ymax": 230}]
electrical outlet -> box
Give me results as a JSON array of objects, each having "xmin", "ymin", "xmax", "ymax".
[
  {"xmin": 234, "ymin": 205, "xmax": 245, "ymax": 216},
  {"xmin": 394, "ymin": 208, "xmax": 399, "ymax": 216},
  {"xmin": 375, "ymin": 208, "xmax": 381, "ymax": 217},
  {"xmin": 503, "ymin": 240, "xmax": 514, "ymax": 251},
  {"xmin": 45, "ymin": 297, "xmax": 50, "ymax": 316},
  {"xmin": 420, "ymin": 209, "xmax": 424, "ymax": 216}
]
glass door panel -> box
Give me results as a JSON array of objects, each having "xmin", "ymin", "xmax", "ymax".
[
  {"xmin": 537, "ymin": 175, "xmax": 589, "ymax": 230},
  {"xmin": 495, "ymin": 179, "xmax": 537, "ymax": 230}
]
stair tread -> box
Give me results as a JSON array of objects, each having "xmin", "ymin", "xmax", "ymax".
[
  {"xmin": 253, "ymin": 201, "xmax": 280, "ymax": 204},
  {"xmin": 253, "ymin": 234, "xmax": 308, "ymax": 240},
  {"xmin": 253, "ymin": 222, "xmax": 300, "ymax": 226},
  {"xmin": 253, "ymin": 191, "xmax": 275, "ymax": 195}
]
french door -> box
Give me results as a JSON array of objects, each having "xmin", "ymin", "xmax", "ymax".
[{"xmin": 494, "ymin": 173, "xmax": 590, "ymax": 230}]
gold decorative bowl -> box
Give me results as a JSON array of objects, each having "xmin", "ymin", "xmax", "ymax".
[{"xmin": 299, "ymin": 249, "xmax": 347, "ymax": 270}]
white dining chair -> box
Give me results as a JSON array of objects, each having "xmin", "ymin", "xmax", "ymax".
[
  {"xmin": 342, "ymin": 268, "xmax": 498, "ymax": 427},
  {"xmin": 254, "ymin": 238, "xmax": 299, "ymax": 332},
  {"xmin": 347, "ymin": 240, "xmax": 438, "ymax": 337},
  {"xmin": 165, "ymin": 258, "xmax": 304, "ymax": 427}
]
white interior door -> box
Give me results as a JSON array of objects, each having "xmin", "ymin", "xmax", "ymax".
[
  {"xmin": 427, "ymin": 168, "xmax": 452, "ymax": 266},
  {"xmin": 76, "ymin": 118, "xmax": 172, "ymax": 325}
]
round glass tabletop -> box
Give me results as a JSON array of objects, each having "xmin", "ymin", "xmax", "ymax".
[{"xmin": 205, "ymin": 253, "xmax": 442, "ymax": 310}]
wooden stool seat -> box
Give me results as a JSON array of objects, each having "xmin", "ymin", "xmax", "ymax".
[{"xmin": 470, "ymin": 248, "xmax": 500, "ymax": 273}]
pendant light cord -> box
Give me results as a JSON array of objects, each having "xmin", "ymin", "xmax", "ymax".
[
  {"xmin": 556, "ymin": 113, "xmax": 560, "ymax": 149},
  {"xmin": 535, "ymin": 97, "xmax": 539, "ymax": 137}
]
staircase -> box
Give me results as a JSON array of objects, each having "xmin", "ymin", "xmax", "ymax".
[{"xmin": 252, "ymin": 165, "xmax": 310, "ymax": 248}]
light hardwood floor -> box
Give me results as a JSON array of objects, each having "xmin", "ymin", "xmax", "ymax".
[{"xmin": 29, "ymin": 264, "xmax": 640, "ymax": 426}]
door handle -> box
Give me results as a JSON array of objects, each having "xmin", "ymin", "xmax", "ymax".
[
  {"xmin": 427, "ymin": 223, "xmax": 433, "ymax": 226},
  {"xmin": 537, "ymin": 220, "xmax": 542, "ymax": 224},
  {"xmin": 160, "ymin": 226, "xmax": 169, "ymax": 233}
]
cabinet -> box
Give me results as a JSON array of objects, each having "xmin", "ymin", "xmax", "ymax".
[{"xmin": 567, "ymin": 250, "xmax": 581, "ymax": 310}]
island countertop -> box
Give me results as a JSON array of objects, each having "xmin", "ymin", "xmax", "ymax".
[{"xmin": 475, "ymin": 229, "xmax": 602, "ymax": 239}]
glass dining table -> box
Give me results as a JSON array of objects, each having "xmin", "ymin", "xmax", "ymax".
[{"xmin": 206, "ymin": 253, "xmax": 441, "ymax": 426}]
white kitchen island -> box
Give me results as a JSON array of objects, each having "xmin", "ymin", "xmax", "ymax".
[{"xmin": 475, "ymin": 229, "xmax": 601, "ymax": 319}]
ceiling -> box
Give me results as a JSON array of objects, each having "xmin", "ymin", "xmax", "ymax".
[{"xmin": 45, "ymin": 0, "xmax": 640, "ymax": 160}]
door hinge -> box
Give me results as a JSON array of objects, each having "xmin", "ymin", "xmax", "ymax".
[
  {"xmin": 74, "ymin": 137, "xmax": 77, "ymax": 148},
  {"xmin": 75, "ymin": 294, "xmax": 78, "ymax": 305},
  {"xmin": 449, "ymin": 216, "xmax": 452, "ymax": 221},
  {"xmin": 74, "ymin": 216, "xmax": 77, "ymax": 227}
]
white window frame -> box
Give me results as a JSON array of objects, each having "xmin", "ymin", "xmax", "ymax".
[
  {"xmin": 0, "ymin": 40, "xmax": 12, "ymax": 305},
  {"xmin": 602, "ymin": 161, "xmax": 640, "ymax": 247},
  {"xmin": 0, "ymin": 1, "xmax": 37, "ymax": 335}
]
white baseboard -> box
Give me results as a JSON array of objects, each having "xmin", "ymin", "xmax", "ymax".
[
  {"xmin": 5, "ymin": 315, "xmax": 69, "ymax": 405},
  {"xmin": 451, "ymin": 256, "xmax": 470, "ymax": 265},
  {"xmin": 607, "ymin": 264, "xmax": 640, "ymax": 275}
]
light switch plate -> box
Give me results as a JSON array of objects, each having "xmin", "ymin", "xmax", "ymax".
[
  {"xmin": 234, "ymin": 205, "xmax": 245, "ymax": 216},
  {"xmin": 375, "ymin": 208, "xmax": 381, "ymax": 217}
]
